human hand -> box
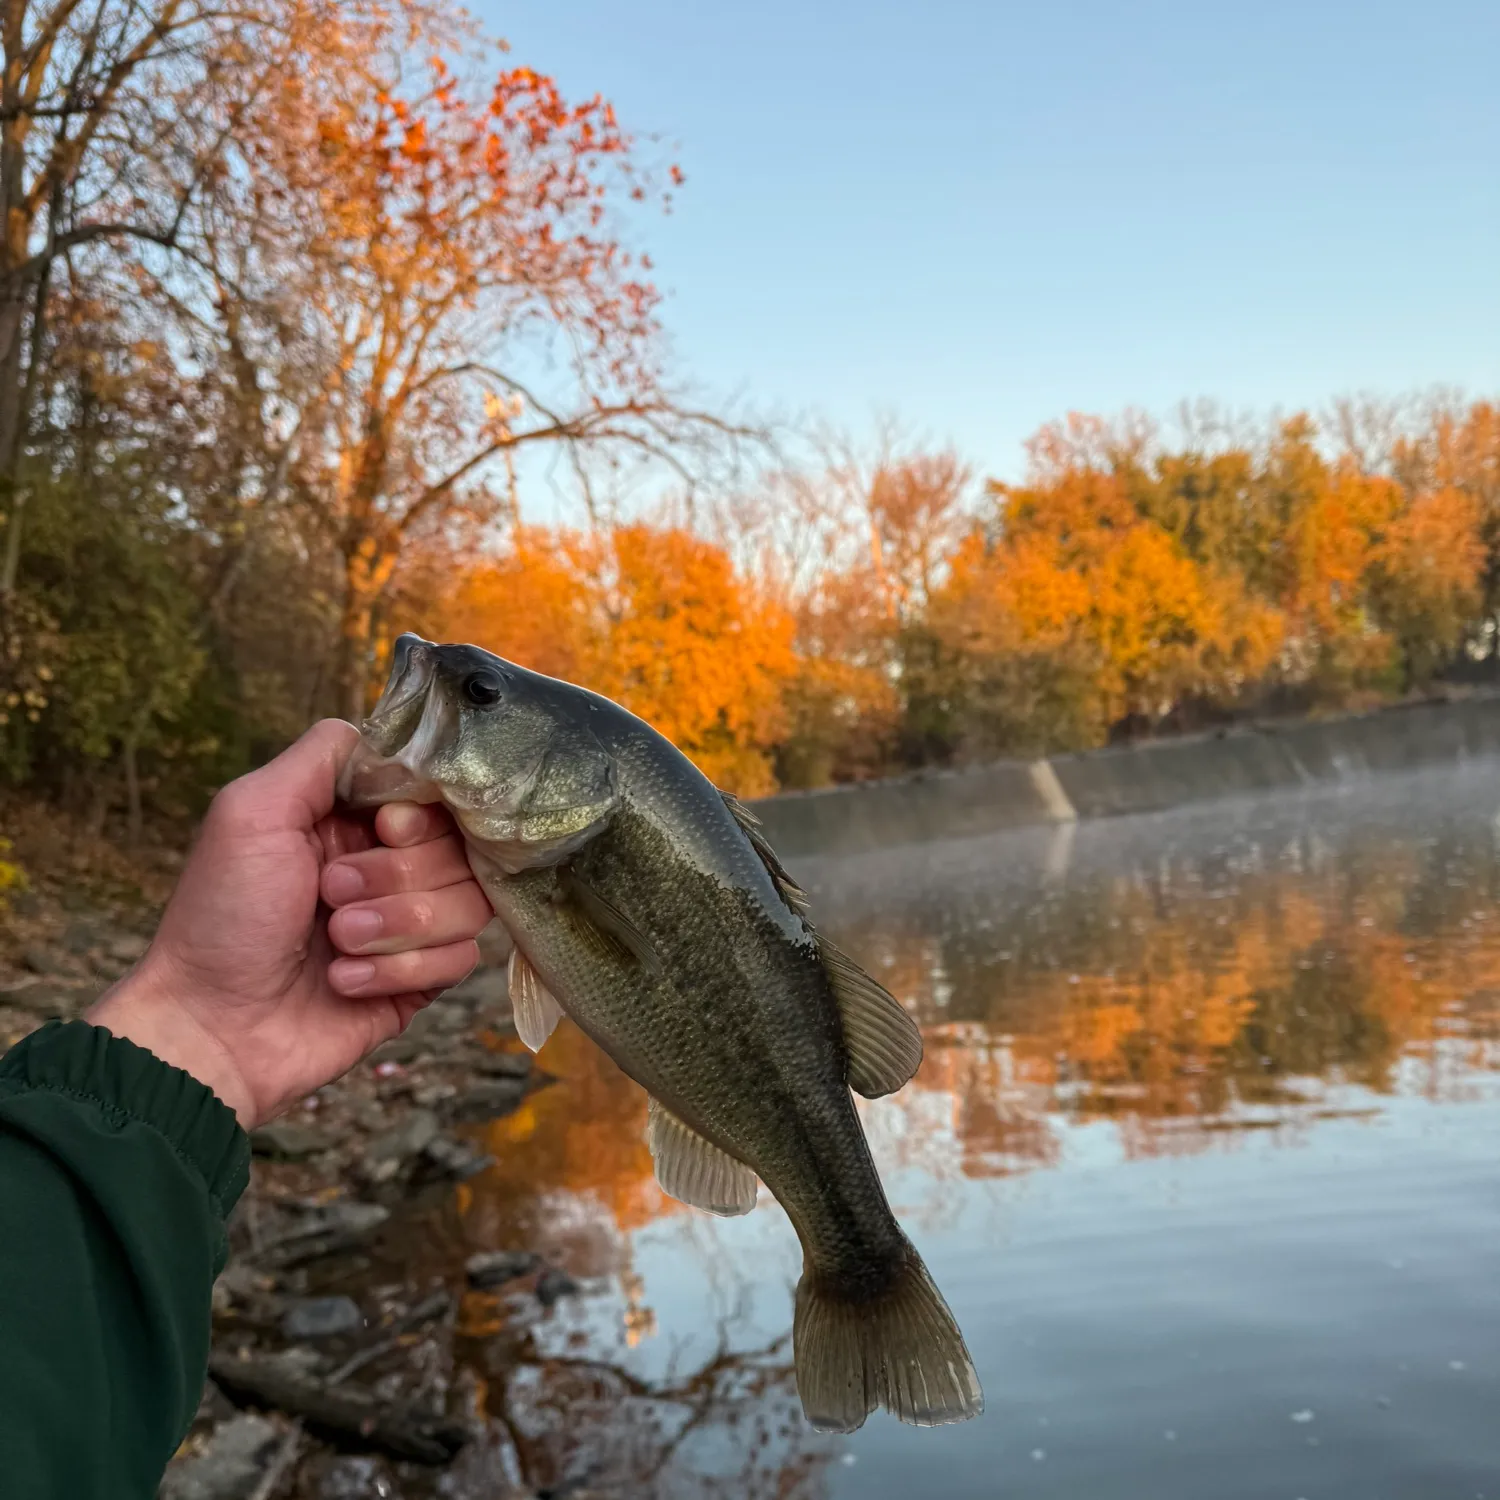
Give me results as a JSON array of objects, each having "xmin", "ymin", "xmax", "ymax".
[{"xmin": 87, "ymin": 719, "xmax": 492, "ymax": 1129}]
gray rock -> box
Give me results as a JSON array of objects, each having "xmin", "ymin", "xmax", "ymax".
[
  {"xmin": 470, "ymin": 1051, "xmax": 532, "ymax": 1080},
  {"xmin": 367, "ymin": 1033, "xmax": 424, "ymax": 1065},
  {"xmin": 252, "ymin": 1200, "xmax": 390, "ymax": 1271},
  {"xmin": 2, "ymin": 980, "xmax": 88, "ymax": 1018},
  {"xmin": 422, "ymin": 1134, "xmax": 495, "ymax": 1181},
  {"xmin": 281, "ymin": 1295, "xmax": 364, "ymax": 1340},
  {"xmin": 464, "ymin": 1250, "xmax": 540, "ymax": 1290},
  {"xmin": 445, "ymin": 965, "xmax": 509, "ymax": 1009},
  {"xmin": 22, "ymin": 946, "xmax": 65, "ymax": 976},
  {"xmin": 249, "ymin": 1121, "xmax": 333, "ymax": 1160},
  {"xmin": 368, "ymin": 1006, "xmax": 446, "ymax": 1065},
  {"xmin": 411, "ymin": 1081, "xmax": 457, "ymax": 1108},
  {"xmin": 308, "ymin": 1200, "xmax": 390, "ymax": 1236},
  {"xmin": 362, "ymin": 1108, "xmax": 439, "ymax": 1169},
  {"xmin": 159, "ymin": 1413, "xmax": 281, "ymax": 1500},
  {"xmin": 213, "ymin": 1262, "xmax": 276, "ymax": 1311},
  {"xmin": 441, "ymin": 1077, "xmax": 530, "ymax": 1124},
  {"xmin": 535, "ymin": 1267, "xmax": 580, "ymax": 1308},
  {"xmin": 108, "ymin": 932, "xmax": 149, "ymax": 963},
  {"xmin": 61, "ymin": 919, "xmax": 101, "ymax": 955},
  {"xmin": 259, "ymin": 1344, "xmax": 327, "ymax": 1378},
  {"xmin": 319, "ymin": 1455, "xmax": 393, "ymax": 1498}
]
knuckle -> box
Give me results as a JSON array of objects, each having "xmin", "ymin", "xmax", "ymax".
[
  {"xmin": 208, "ymin": 781, "xmax": 267, "ymax": 836},
  {"xmin": 408, "ymin": 898, "xmax": 436, "ymax": 935},
  {"xmin": 209, "ymin": 781, "xmax": 251, "ymax": 824}
]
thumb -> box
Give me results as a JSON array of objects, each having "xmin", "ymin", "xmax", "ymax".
[{"xmin": 238, "ymin": 719, "xmax": 361, "ymax": 830}]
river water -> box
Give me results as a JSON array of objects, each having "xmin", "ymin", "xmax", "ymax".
[{"xmin": 404, "ymin": 764, "xmax": 1500, "ymax": 1498}]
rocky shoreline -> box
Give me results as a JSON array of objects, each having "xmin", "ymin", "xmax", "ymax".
[{"xmin": 2, "ymin": 898, "xmax": 584, "ymax": 1500}]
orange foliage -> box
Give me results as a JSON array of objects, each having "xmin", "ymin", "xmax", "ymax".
[
  {"xmin": 1369, "ymin": 486, "xmax": 1485, "ymax": 684},
  {"xmin": 934, "ymin": 469, "xmax": 1285, "ymax": 730},
  {"xmin": 443, "ymin": 524, "xmax": 796, "ymax": 795},
  {"xmin": 433, "ymin": 401, "xmax": 1497, "ymax": 788}
]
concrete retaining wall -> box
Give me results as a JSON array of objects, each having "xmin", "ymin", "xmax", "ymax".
[{"xmin": 747, "ymin": 694, "xmax": 1500, "ymax": 858}]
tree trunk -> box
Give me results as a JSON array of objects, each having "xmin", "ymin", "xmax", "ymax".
[
  {"xmin": 0, "ymin": 257, "xmax": 44, "ymax": 598},
  {"xmin": 337, "ymin": 539, "xmax": 399, "ymax": 722},
  {"xmin": 0, "ymin": 264, "xmax": 29, "ymax": 597},
  {"xmin": 0, "ymin": 483, "xmax": 24, "ymax": 595},
  {"xmin": 123, "ymin": 734, "xmax": 143, "ymax": 847},
  {"xmin": 337, "ymin": 562, "xmax": 380, "ymax": 724},
  {"xmin": 87, "ymin": 760, "xmax": 116, "ymax": 839},
  {"xmin": 0, "ymin": 0, "xmax": 33, "ymax": 601}
]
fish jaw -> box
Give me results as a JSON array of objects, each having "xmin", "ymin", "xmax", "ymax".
[
  {"xmin": 337, "ymin": 633, "xmax": 451, "ymax": 808},
  {"xmin": 337, "ymin": 738, "xmax": 446, "ymax": 808}
]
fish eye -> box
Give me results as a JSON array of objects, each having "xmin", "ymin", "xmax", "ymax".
[{"xmin": 462, "ymin": 670, "xmax": 504, "ymax": 709}]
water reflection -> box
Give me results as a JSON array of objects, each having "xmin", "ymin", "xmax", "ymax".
[
  {"xmin": 813, "ymin": 778, "xmax": 1500, "ymax": 1171},
  {"xmin": 409, "ymin": 766, "xmax": 1500, "ymax": 1497}
]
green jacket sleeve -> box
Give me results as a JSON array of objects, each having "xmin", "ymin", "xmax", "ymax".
[{"xmin": 0, "ymin": 1020, "xmax": 250, "ymax": 1500}]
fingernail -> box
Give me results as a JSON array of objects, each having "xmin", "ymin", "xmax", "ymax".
[
  {"xmin": 332, "ymin": 958, "xmax": 376, "ymax": 991},
  {"xmin": 338, "ymin": 908, "xmax": 384, "ymax": 949},
  {"xmin": 323, "ymin": 862, "xmax": 364, "ymax": 905}
]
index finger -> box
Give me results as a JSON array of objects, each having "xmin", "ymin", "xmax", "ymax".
[{"xmin": 375, "ymin": 801, "xmax": 458, "ymax": 849}]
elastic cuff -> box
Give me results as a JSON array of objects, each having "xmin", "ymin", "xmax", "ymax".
[{"xmin": 0, "ymin": 1020, "xmax": 250, "ymax": 1216}]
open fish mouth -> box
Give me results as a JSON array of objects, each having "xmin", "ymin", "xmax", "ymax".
[
  {"xmin": 337, "ymin": 633, "xmax": 453, "ymax": 807},
  {"xmin": 366, "ymin": 633, "xmax": 436, "ymax": 743}
]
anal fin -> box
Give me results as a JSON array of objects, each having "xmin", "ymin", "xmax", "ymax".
[
  {"xmin": 507, "ymin": 946, "xmax": 564, "ymax": 1053},
  {"xmin": 647, "ymin": 1097, "xmax": 758, "ymax": 1217}
]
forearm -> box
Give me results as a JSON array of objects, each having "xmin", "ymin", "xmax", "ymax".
[{"xmin": 0, "ymin": 1021, "xmax": 249, "ymax": 1500}]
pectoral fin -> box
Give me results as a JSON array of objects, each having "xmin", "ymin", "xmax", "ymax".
[
  {"xmin": 819, "ymin": 937, "xmax": 923, "ymax": 1098},
  {"xmin": 507, "ymin": 946, "xmax": 564, "ymax": 1052},
  {"xmin": 646, "ymin": 1097, "xmax": 759, "ymax": 1216},
  {"xmin": 555, "ymin": 867, "xmax": 663, "ymax": 978}
]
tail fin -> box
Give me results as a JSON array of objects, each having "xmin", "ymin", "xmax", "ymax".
[{"xmin": 793, "ymin": 1246, "xmax": 984, "ymax": 1433}]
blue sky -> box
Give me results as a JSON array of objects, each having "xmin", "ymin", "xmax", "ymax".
[{"xmin": 475, "ymin": 0, "xmax": 1499, "ymax": 484}]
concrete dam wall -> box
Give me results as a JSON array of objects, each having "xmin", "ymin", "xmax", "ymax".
[{"xmin": 746, "ymin": 694, "xmax": 1500, "ymax": 858}]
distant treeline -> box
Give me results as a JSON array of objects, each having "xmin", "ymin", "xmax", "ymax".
[
  {"xmin": 442, "ymin": 400, "xmax": 1500, "ymax": 795},
  {"xmin": 0, "ymin": 7, "xmax": 1495, "ymax": 836}
]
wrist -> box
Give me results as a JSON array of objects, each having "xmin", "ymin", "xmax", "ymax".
[{"xmin": 86, "ymin": 962, "xmax": 259, "ymax": 1129}]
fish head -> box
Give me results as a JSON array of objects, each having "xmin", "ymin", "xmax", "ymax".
[{"xmin": 339, "ymin": 632, "xmax": 618, "ymax": 872}]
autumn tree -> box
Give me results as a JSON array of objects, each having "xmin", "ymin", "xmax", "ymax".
[
  {"xmin": 1389, "ymin": 401, "xmax": 1500, "ymax": 650},
  {"xmin": 186, "ymin": 22, "xmax": 744, "ymax": 721},
  {"xmin": 0, "ymin": 0, "xmax": 364, "ymax": 598},
  {"xmin": 921, "ymin": 455, "xmax": 1285, "ymax": 756},
  {"xmin": 704, "ymin": 439, "xmax": 971, "ymax": 784}
]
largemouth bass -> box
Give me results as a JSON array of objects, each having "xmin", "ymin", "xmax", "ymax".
[{"xmin": 339, "ymin": 633, "xmax": 983, "ymax": 1432}]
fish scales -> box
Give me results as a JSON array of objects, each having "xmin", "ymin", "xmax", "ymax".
[
  {"xmin": 480, "ymin": 806, "xmax": 907, "ymax": 1291},
  {"xmin": 339, "ymin": 633, "xmax": 983, "ymax": 1433}
]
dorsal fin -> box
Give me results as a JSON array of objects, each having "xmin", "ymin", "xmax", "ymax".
[
  {"xmin": 720, "ymin": 791, "xmax": 811, "ymax": 918},
  {"xmin": 719, "ymin": 790, "xmax": 920, "ymax": 1098}
]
